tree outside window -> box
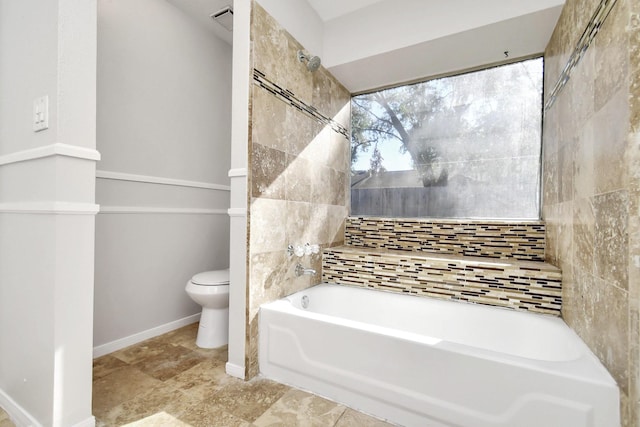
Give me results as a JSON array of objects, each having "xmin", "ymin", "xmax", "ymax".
[{"xmin": 351, "ymin": 57, "xmax": 543, "ymax": 219}]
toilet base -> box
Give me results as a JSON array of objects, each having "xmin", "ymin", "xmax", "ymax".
[{"xmin": 196, "ymin": 307, "xmax": 229, "ymax": 348}]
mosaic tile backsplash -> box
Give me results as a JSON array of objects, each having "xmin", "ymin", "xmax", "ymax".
[
  {"xmin": 323, "ymin": 246, "xmax": 562, "ymax": 316},
  {"xmin": 346, "ymin": 217, "xmax": 546, "ymax": 261}
]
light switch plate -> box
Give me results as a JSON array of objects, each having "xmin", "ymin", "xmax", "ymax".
[{"xmin": 33, "ymin": 96, "xmax": 49, "ymax": 132}]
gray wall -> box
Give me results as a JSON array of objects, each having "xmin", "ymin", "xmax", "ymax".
[{"xmin": 94, "ymin": 0, "xmax": 232, "ymax": 352}]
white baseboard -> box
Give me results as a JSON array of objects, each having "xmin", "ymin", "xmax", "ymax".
[
  {"xmin": 225, "ymin": 362, "xmax": 245, "ymax": 379},
  {"xmin": 0, "ymin": 388, "xmax": 42, "ymax": 427},
  {"xmin": 93, "ymin": 313, "xmax": 200, "ymax": 358}
]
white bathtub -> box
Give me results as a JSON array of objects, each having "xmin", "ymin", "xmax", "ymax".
[{"xmin": 259, "ymin": 283, "xmax": 619, "ymax": 427}]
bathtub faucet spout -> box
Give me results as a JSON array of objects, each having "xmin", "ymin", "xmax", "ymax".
[{"xmin": 295, "ymin": 263, "xmax": 316, "ymax": 277}]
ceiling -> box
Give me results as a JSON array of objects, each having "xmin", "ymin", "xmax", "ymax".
[
  {"xmin": 306, "ymin": 0, "xmax": 384, "ymax": 21},
  {"xmin": 164, "ymin": 0, "xmax": 565, "ymax": 93},
  {"xmin": 164, "ymin": 0, "xmax": 397, "ymax": 46},
  {"xmin": 164, "ymin": 0, "xmax": 234, "ymax": 44}
]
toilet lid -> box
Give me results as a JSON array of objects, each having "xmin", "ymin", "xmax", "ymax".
[{"xmin": 191, "ymin": 269, "xmax": 229, "ymax": 286}]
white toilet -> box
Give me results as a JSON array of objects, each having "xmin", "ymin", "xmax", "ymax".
[{"xmin": 185, "ymin": 269, "xmax": 230, "ymax": 348}]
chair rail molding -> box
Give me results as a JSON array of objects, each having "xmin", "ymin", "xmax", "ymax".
[
  {"xmin": 0, "ymin": 143, "xmax": 101, "ymax": 166},
  {"xmin": 96, "ymin": 170, "xmax": 230, "ymax": 191},
  {"xmin": 98, "ymin": 206, "xmax": 228, "ymax": 215},
  {"xmin": 0, "ymin": 201, "xmax": 100, "ymax": 215}
]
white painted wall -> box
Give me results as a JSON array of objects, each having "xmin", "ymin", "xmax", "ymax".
[
  {"xmin": 0, "ymin": 0, "xmax": 98, "ymax": 425},
  {"xmin": 94, "ymin": 0, "xmax": 232, "ymax": 352}
]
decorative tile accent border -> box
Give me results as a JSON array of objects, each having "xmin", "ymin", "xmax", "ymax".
[
  {"xmin": 323, "ymin": 246, "xmax": 562, "ymax": 316},
  {"xmin": 253, "ymin": 69, "xmax": 349, "ymax": 138},
  {"xmin": 346, "ymin": 217, "xmax": 545, "ymax": 261},
  {"xmin": 544, "ymin": 0, "xmax": 619, "ymax": 111}
]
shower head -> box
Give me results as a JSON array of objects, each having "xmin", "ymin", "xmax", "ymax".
[{"xmin": 297, "ymin": 50, "xmax": 321, "ymax": 72}]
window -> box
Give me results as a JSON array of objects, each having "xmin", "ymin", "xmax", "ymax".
[{"xmin": 351, "ymin": 57, "xmax": 543, "ymax": 219}]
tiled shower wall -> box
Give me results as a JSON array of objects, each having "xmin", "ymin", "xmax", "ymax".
[
  {"xmin": 543, "ymin": 0, "xmax": 640, "ymax": 424},
  {"xmin": 246, "ymin": 2, "xmax": 351, "ymax": 378}
]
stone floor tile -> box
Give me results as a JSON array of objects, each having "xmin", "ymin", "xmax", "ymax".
[
  {"xmin": 190, "ymin": 343, "xmax": 230, "ymax": 360},
  {"xmin": 97, "ymin": 385, "xmax": 200, "ymax": 427},
  {"xmin": 168, "ymin": 324, "xmax": 229, "ymax": 360},
  {"xmin": 164, "ymin": 358, "xmax": 238, "ymax": 401},
  {"xmin": 93, "ymin": 354, "xmax": 129, "ymax": 380},
  {"xmin": 253, "ymin": 388, "xmax": 346, "ymax": 427},
  {"xmin": 334, "ymin": 408, "xmax": 397, "ymax": 426},
  {"xmin": 92, "ymin": 366, "xmax": 163, "ymax": 420},
  {"xmin": 132, "ymin": 344, "xmax": 206, "ymax": 382},
  {"xmin": 155, "ymin": 323, "xmax": 199, "ymax": 345},
  {"xmin": 175, "ymin": 402, "xmax": 252, "ymax": 427},
  {"xmin": 120, "ymin": 411, "xmax": 192, "ymax": 426},
  {"xmin": 204, "ymin": 377, "xmax": 291, "ymax": 422},
  {"xmin": 111, "ymin": 339, "xmax": 177, "ymax": 365}
]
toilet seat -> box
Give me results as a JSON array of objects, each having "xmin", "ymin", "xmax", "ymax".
[{"xmin": 191, "ymin": 269, "xmax": 229, "ymax": 286}]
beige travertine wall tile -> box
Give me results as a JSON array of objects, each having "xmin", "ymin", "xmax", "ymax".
[
  {"xmin": 284, "ymin": 201, "xmax": 313, "ymax": 243},
  {"xmin": 593, "ymin": 0, "xmax": 629, "ymax": 112},
  {"xmin": 542, "ymin": 158, "xmax": 559, "ymax": 207},
  {"xmin": 632, "ymin": 69, "xmax": 640, "ymax": 132},
  {"xmin": 284, "ymin": 107, "xmax": 316, "ymax": 157},
  {"xmin": 557, "ymin": 201, "xmax": 574, "ymax": 271},
  {"xmin": 311, "ymin": 68, "xmax": 334, "ymax": 118},
  {"xmin": 252, "ymin": 87, "xmax": 287, "ymax": 152},
  {"xmin": 563, "ymin": 267, "xmax": 593, "ymax": 337},
  {"xmin": 251, "ymin": 143, "xmax": 287, "ymax": 199},
  {"xmin": 573, "ymin": 123, "xmax": 595, "ymax": 200},
  {"xmin": 304, "ymin": 126, "xmax": 340, "ymax": 169},
  {"xmin": 543, "ymin": 0, "xmax": 639, "ymax": 424},
  {"xmin": 572, "ymin": 198, "xmax": 595, "ymax": 274},
  {"xmin": 321, "ymin": 204, "xmax": 349, "ymax": 246},
  {"xmin": 250, "ymin": 198, "xmax": 287, "ymax": 254},
  {"xmin": 593, "ymin": 190, "xmax": 629, "ymax": 290},
  {"xmin": 558, "ymin": 144, "xmax": 575, "ymax": 202},
  {"xmin": 590, "ymin": 280, "xmax": 630, "ymax": 396},
  {"xmin": 629, "ymin": 132, "xmax": 640, "ymax": 350},
  {"xmin": 284, "ymin": 154, "xmax": 312, "ymax": 203},
  {"xmin": 252, "ymin": 7, "xmax": 313, "ymax": 102},
  {"xmin": 246, "ymin": 1, "xmax": 350, "ymax": 379},
  {"xmin": 544, "ymin": 218, "xmax": 559, "ymax": 266},
  {"xmin": 246, "ymin": 317, "xmax": 259, "ymax": 379},
  {"xmin": 571, "ymin": 46, "xmax": 597, "ymax": 125},
  {"xmin": 593, "ymin": 90, "xmax": 630, "ymax": 194}
]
